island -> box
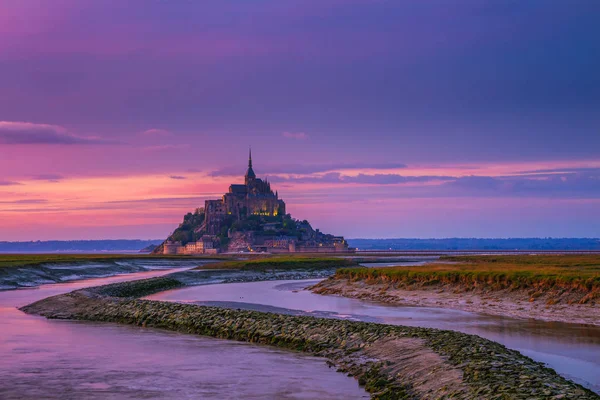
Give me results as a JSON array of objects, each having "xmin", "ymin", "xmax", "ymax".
[{"xmin": 153, "ymin": 150, "xmax": 352, "ymax": 254}]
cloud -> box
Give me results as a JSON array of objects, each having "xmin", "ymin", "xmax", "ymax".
[
  {"xmin": 209, "ymin": 162, "xmax": 408, "ymax": 176},
  {"xmin": 169, "ymin": 175, "xmax": 187, "ymax": 180},
  {"xmin": 269, "ymin": 169, "xmax": 600, "ymax": 199},
  {"xmin": 30, "ymin": 174, "xmax": 64, "ymax": 182},
  {"xmin": 0, "ymin": 199, "xmax": 48, "ymax": 204},
  {"xmin": 441, "ymin": 172, "xmax": 600, "ymax": 198},
  {"xmin": 445, "ymin": 176, "xmax": 505, "ymax": 191},
  {"xmin": 269, "ymin": 173, "xmax": 454, "ymax": 185},
  {"xmin": 105, "ymin": 196, "xmax": 206, "ymax": 205},
  {"xmin": 0, "ymin": 121, "xmax": 117, "ymax": 145},
  {"xmin": 0, "ymin": 180, "xmax": 21, "ymax": 186},
  {"xmin": 142, "ymin": 128, "xmax": 172, "ymax": 136},
  {"xmin": 282, "ymin": 131, "xmax": 309, "ymax": 140},
  {"xmin": 346, "ymin": 174, "xmax": 454, "ymax": 185},
  {"xmin": 518, "ymin": 167, "xmax": 600, "ymax": 175}
]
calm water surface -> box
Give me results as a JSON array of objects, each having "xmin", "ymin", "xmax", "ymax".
[
  {"xmin": 147, "ymin": 278, "xmax": 600, "ymax": 393},
  {"xmin": 0, "ymin": 270, "xmax": 366, "ymax": 399}
]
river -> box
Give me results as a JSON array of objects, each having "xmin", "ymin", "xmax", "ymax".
[
  {"xmin": 0, "ymin": 268, "xmax": 367, "ymax": 399},
  {"xmin": 146, "ymin": 278, "xmax": 600, "ymax": 393}
]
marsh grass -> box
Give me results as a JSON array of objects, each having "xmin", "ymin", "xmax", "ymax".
[
  {"xmin": 195, "ymin": 256, "xmax": 358, "ymax": 271},
  {"xmin": 337, "ymin": 255, "xmax": 600, "ymax": 295},
  {"xmin": 0, "ymin": 254, "xmax": 229, "ymax": 269},
  {"xmin": 0, "ymin": 253, "xmax": 356, "ymax": 271}
]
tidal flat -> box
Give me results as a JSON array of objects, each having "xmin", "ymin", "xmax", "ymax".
[
  {"xmin": 147, "ymin": 278, "xmax": 600, "ymax": 392},
  {"xmin": 0, "ymin": 253, "xmax": 227, "ymax": 269},
  {"xmin": 0, "ymin": 257, "xmax": 212, "ymax": 290},
  {"xmin": 193, "ymin": 256, "xmax": 359, "ymax": 271},
  {"xmin": 21, "ymin": 276, "xmax": 599, "ymax": 399},
  {"xmin": 316, "ymin": 255, "xmax": 600, "ymax": 326},
  {"xmin": 0, "ymin": 254, "xmax": 355, "ymax": 290},
  {"xmin": 1, "ymin": 270, "xmax": 366, "ymax": 400},
  {"xmin": 7, "ymin": 253, "xmax": 600, "ymax": 398}
]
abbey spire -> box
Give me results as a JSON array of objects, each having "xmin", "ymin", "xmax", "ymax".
[{"xmin": 245, "ymin": 147, "xmax": 256, "ymax": 185}]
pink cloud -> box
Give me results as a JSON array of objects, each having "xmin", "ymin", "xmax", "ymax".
[
  {"xmin": 1, "ymin": 159, "xmax": 599, "ymax": 240},
  {"xmin": 0, "ymin": 121, "xmax": 118, "ymax": 145},
  {"xmin": 0, "ymin": 180, "xmax": 21, "ymax": 186}
]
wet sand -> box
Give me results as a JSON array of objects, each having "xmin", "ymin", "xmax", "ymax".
[
  {"xmin": 147, "ymin": 278, "xmax": 600, "ymax": 393},
  {"xmin": 26, "ymin": 279, "xmax": 595, "ymax": 399},
  {"xmin": 312, "ymin": 278, "xmax": 600, "ymax": 327},
  {"xmin": 1, "ymin": 270, "xmax": 366, "ymax": 399}
]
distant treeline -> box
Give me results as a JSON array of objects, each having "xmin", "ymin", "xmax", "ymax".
[
  {"xmin": 347, "ymin": 238, "xmax": 600, "ymax": 251},
  {"xmin": 0, "ymin": 240, "xmax": 163, "ymax": 253}
]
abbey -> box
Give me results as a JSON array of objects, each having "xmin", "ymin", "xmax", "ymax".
[
  {"xmin": 204, "ymin": 149, "xmax": 286, "ymax": 235},
  {"xmin": 159, "ymin": 150, "xmax": 351, "ymax": 254}
]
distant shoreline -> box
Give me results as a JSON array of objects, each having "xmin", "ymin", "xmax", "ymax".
[
  {"xmin": 1, "ymin": 237, "xmax": 599, "ymax": 254},
  {"xmin": 0, "ymin": 240, "xmax": 163, "ymax": 254}
]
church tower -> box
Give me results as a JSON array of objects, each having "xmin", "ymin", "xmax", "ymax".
[{"xmin": 245, "ymin": 147, "xmax": 256, "ymax": 186}]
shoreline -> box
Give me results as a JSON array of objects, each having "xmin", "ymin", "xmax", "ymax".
[
  {"xmin": 311, "ymin": 277, "xmax": 600, "ymax": 327},
  {"xmin": 20, "ymin": 276, "xmax": 599, "ymax": 399},
  {"xmin": 0, "ymin": 254, "xmax": 354, "ymax": 290}
]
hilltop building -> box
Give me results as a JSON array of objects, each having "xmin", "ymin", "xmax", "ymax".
[
  {"xmin": 160, "ymin": 150, "xmax": 352, "ymax": 255},
  {"xmin": 204, "ymin": 149, "xmax": 286, "ymax": 235}
]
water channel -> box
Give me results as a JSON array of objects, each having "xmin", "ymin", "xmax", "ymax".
[
  {"xmin": 3, "ymin": 258, "xmax": 599, "ymax": 396},
  {"xmin": 147, "ymin": 277, "xmax": 600, "ymax": 393},
  {"xmin": 0, "ymin": 267, "xmax": 367, "ymax": 399}
]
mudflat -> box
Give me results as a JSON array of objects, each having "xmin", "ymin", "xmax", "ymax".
[
  {"xmin": 312, "ymin": 255, "xmax": 600, "ymax": 326},
  {"xmin": 22, "ymin": 276, "xmax": 598, "ymax": 399},
  {"xmin": 312, "ymin": 278, "xmax": 600, "ymax": 326}
]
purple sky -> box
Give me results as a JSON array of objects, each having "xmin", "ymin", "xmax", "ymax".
[{"xmin": 0, "ymin": 0, "xmax": 599, "ymax": 240}]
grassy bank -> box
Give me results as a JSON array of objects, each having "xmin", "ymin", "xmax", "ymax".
[
  {"xmin": 22, "ymin": 276, "xmax": 598, "ymax": 399},
  {"xmin": 337, "ymin": 255, "xmax": 600, "ymax": 299},
  {"xmin": 195, "ymin": 256, "xmax": 358, "ymax": 271},
  {"xmin": 0, "ymin": 253, "xmax": 357, "ymax": 270},
  {"xmin": 88, "ymin": 276, "xmax": 185, "ymax": 298},
  {"xmin": 0, "ymin": 254, "xmax": 231, "ymax": 269}
]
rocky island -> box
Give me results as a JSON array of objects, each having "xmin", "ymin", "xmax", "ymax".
[{"xmin": 153, "ymin": 150, "xmax": 351, "ymax": 255}]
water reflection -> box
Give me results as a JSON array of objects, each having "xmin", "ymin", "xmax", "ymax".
[
  {"xmin": 147, "ymin": 279, "xmax": 600, "ymax": 393},
  {"xmin": 0, "ymin": 271, "xmax": 366, "ymax": 399},
  {"xmin": 0, "ymin": 259, "xmax": 209, "ymax": 291}
]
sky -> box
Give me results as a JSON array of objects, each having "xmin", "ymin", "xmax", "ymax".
[{"xmin": 0, "ymin": 0, "xmax": 599, "ymax": 240}]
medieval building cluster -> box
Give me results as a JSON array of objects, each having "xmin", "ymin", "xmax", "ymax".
[
  {"xmin": 162, "ymin": 150, "xmax": 350, "ymax": 254},
  {"xmin": 163, "ymin": 234, "xmax": 219, "ymax": 255},
  {"xmin": 204, "ymin": 149, "xmax": 286, "ymax": 235}
]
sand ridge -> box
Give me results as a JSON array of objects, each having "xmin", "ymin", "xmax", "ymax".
[{"xmin": 311, "ymin": 278, "xmax": 600, "ymax": 326}]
